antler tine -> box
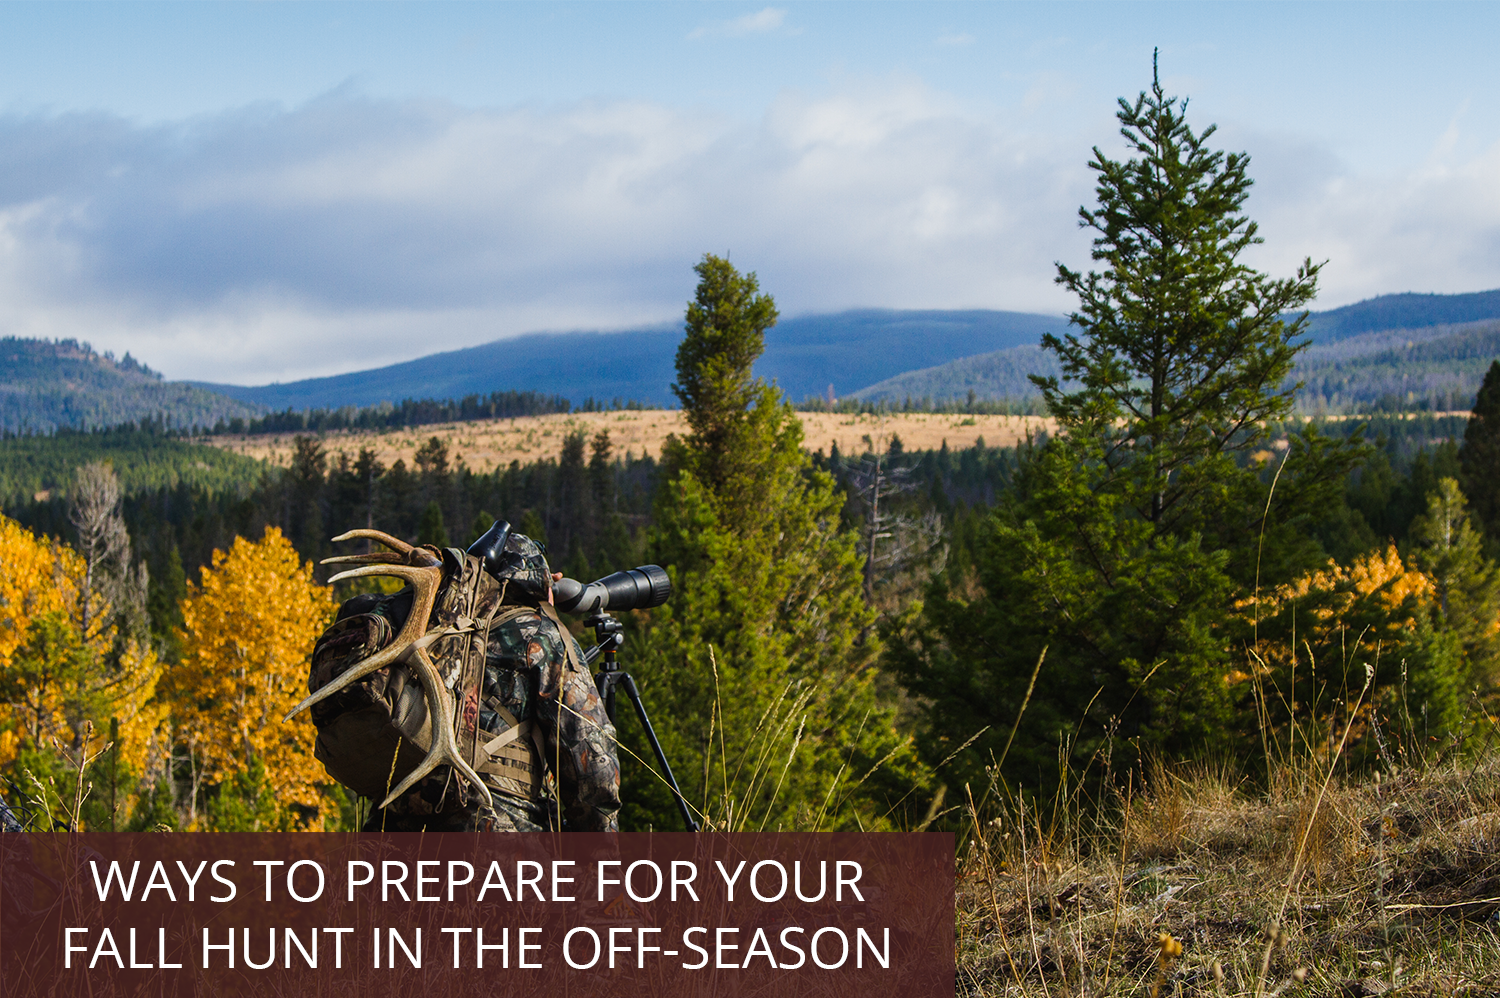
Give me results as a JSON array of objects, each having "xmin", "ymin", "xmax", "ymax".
[
  {"xmin": 379, "ymin": 644, "xmax": 493, "ymax": 810},
  {"xmin": 320, "ymin": 552, "xmax": 408, "ymax": 567},
  {"xmin": 330, "ymin": 529, "xmax": 414, "ymax": 554},
  {"xmin": 283, "ymin": 563, "xmax": 443, "ymax": 721}
]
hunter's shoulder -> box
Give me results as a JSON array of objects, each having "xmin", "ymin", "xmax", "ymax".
[{"xmin": 486, "ymin": 604, "xmax": 572, "ymax": 661}]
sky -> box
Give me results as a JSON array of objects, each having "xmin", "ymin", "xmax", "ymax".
[{"xmin": 0, "ymin": 1, "xmax": 1496, "ymax": 385}]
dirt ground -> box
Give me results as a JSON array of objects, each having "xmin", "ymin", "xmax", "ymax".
[{"xmin": 196, "ymin": 410, "xmax": 1056, "ymax": 471}]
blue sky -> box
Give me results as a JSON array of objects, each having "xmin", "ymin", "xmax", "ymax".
[{"xmin": 0, "ymin": 2, "xmax": 1495, "ymax": 384}]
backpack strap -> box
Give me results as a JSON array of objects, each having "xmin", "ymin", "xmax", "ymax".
[
  {"xmin": 467, "ymin": 603, "xmax": 548, "ymax": 801},
  {"xmin": 538, "ymin": 601, "xmax": 587, "ymax": 675}
]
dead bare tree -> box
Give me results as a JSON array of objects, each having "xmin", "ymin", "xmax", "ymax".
[
  {"xmin": 846, "ymin": 453, "xmax": 946, "ymax": 609},
  {"xmin": 68, "ymin": 462, "xmax": 147, "ymax": 642}
]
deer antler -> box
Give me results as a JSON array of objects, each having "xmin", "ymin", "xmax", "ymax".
[
  {"xmin": 329, "ymin": 528, "xmax": 417, "ymax": 554},
  {"xmin": 285, "ymin": 551, "xmax": 493, "ymax": 809}
]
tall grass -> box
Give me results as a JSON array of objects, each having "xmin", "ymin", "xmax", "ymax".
[{"xmin": 949, "ymin": 631, "xmax": 1500, "ymax": 997}]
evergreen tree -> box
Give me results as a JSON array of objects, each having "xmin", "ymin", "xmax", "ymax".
[
  {"xmin": 417, "ymin": 500, "xmax": 450, "ymax": 548},
  {"xmin": 1459, "ymin": 359, "xmax": 1500, "ymax": 546},
  {"xmin": 286, "ymin": 436, "xmax": 327, "ymax": 558},
  {"xmin": 670, "ymin": 254, "xmax": 781, "ymax": 502},
  {"xmin": 1408, "ymin": 477, "xmax": 1500, "ymax": 688},
  {"xmin": 625, "ymin": 254, "xmax": 927, "ymax": 831},
  {"xmin": 890, "ymin": 60, "xmax": 1364, "ymax": 793}
]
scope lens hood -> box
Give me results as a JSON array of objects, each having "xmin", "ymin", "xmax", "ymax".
[
  {"xmin": 608, "ymin": 565, "xmax": 670, "ymax": 610},
  {"xmin": 554, "ymin": 565, "xmax": 671, "ymax": 614}
]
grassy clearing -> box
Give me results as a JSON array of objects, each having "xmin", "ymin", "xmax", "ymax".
[
  {"xmin": 955, "ymin": 752, "xmax": 1500, "ymax": 996},
  {"xmin": 195, "ymin": 410, "xmax": 1054, "ymax": 472}
]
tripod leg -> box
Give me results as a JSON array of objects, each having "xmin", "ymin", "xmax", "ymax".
[
  {"xmin": 620, "ymin": 673, "xmax": 699, "ymax": 832},
  {"xmin": 594, "ymin": 671, "xmax": 620, "ymax": 724}
]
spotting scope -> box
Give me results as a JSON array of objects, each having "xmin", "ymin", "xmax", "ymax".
[{"xmin": 553, "ymin": 566, "xmax": 671, "ymax": 615}]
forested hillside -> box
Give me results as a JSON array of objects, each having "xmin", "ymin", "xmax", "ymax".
[
  {"xmin": 857, "ymin": 316, "xmax": 1500, "ymax": 412},
  {"xmin": 853, "ymin": 342, "xmax": 1056, "ymax": 402},
  {"xmin": 1297, "ymin": 318, "xmax": 1500, "ymax": 412},
  {"xmin": 0, "ymin": 423, "xmax": 267, "ymax": 509},
  {"xmin": 1301, "ymin": 287, "xmax": 1500, "ymax": 341},
  {"xmin": 0, "ymin": 337, "xmax": 263, "ymax": 433}
]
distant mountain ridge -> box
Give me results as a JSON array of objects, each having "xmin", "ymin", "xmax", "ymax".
[
  {"xmin": 854, "ymin": 344, "xmax": 1057, "ymax": 403},
  {"xmin": 8, "ymin": 289, "xmax": 1500, "ymax": 433},
  {"xmin": 0, "ymin": 337, "xmax": 263, "ymax": 434},
  {"xmin": 856, "ymin": 302, "xmax": 1500, "ymax": 411},
  {"xmin": 1301, "ymin": 289, "xmax": 1500, "ymax": 342},
  {"xmin": 194, "ymin": 309, "xmax": 1069, "ymax": 411}
]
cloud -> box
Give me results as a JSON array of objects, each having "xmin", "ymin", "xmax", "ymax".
[
  {"xmin": 0, "ymin": 85, "xmax": 1094, "ymax": 383},
  {"xmin": 0, "ymin": 84, "xmax": 1493, "ymax": 385},
  {"xmin": 935, "ymin": 33, "xmax": 976, "ymax": 47},
  {"xmin": 1216, "ymin": 122, "xmax": 1500, "ymax": 307},
  {"xmin": 689, "ymin": 7, "xmax": 787, "ymax": 40}
]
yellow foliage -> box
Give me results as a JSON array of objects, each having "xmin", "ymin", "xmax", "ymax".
[
  {"xmin": 1240, "ymin": 545, "xmax": 1435, "ymax": 681},
  {"xmin": 0, "ymin": 514, "xmax": 165, "ymax": 794},
  {"xmin": 0, "ymin": 514, "xmax": 71, "ymax": 671},
  {"xmin": 0, "ymin": 515, "xmax": 72, "ymax": 766},
  {"xmin": 1277, "ymin": 544, "xmax": 1433, "ymax": 618},
  {"xmin": 165, "ymin": 526, "xmax": 335, "ymax": 826}
]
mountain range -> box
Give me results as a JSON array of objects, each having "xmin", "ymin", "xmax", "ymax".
[
  {"xmin": 6, "ymin": 289, "xmax": 1500, "ymax": 433},
  {"xmin": 852, "ymin": 317, "xmax": 1500, "ymax": 412},
  {"xmin": 192, "ymin": 309, "xmax": 1066, "ymax": 412},
  {"xmin": 855, "ymin": 292, "xmax": 1500, "ymax": 412}
]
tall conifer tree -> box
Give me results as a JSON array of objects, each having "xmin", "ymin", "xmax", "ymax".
[
  {"xmin": 890, "ymin": 60, "xmax": 1364, "ymax": 793},
  {"xmin": 623, "ymin": 255, "xmax": 925, "ymax": 831},
  {"xmin": 1459, "ymin": 359, "xmax": 1500, "ymax": 545}
]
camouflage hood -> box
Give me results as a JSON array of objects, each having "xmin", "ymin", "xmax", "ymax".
[{"xmin": 490, "ymin": 532, "xmax": 552, "ymax": 600}]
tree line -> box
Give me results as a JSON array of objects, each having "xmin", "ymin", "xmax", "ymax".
[{"xmin": 206, "ymin": 389, "xmax": 576, "ymax": 436}]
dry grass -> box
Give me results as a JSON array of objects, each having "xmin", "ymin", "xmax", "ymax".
[
  {"xmin": 956, "ymin": 755, "xmax": 1500, "ymax": 996},
  {"xmin": 194, "ymin": 410, "xmax": 1054, "ymax": 472}
]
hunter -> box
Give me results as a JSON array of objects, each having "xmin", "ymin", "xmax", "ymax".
[{"xmin": 305, "ymin": 530, "xmax": 621, "ymax": 832}]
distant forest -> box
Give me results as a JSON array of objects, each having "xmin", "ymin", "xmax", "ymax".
[
  {"xmin": 852, "ymin": 319, "xmax": 1500, "ymax": 414},
  {"xmin": 0, "ymin": 421, "xmax": 266, "ymax": 508},
  {"xmin": 0, "ymin": 411, "xmax": 1471, "ymax": 677},
  {"xmin": 206, "ymin": 389, "xmax": 581, "ymax": 436}
]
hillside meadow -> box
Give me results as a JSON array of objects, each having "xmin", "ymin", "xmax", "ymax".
[{"xmin": 195, "ymin": 409, "xmax": 1056, "ymax": 471}]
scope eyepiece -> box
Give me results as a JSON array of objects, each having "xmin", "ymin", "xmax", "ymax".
[
  {"xmin": 467, "ymin": 519, "xmax": 512, "ymax": 579},
  {"xmin": 554, "ymin": 565, "xmax": 671, "ymax": 615}
]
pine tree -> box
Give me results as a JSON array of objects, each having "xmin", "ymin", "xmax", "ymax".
[
  {"xmin": 286, "ymin": 436, "xmax": 327, "ymax": 558},
  {"xmin": 1408, "ymin": 477, "xmax": 1500, "ymax": 687},
  {"xmin": 417, "ymin": 500, "xmax": 450, "ymax": 548},
  {"xmin": 890, "ymin": 59, "xmax": 1364, "ymax": 792},
  {"xmin": 1459, "ymin": 359, "xmax": 1500, "ymax": 545},
  {"xmin": 624, "ymin": 254, "xmax": 926, "ymax": 831}
]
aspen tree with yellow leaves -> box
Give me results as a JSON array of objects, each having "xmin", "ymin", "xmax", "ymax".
[
  {"xmin": 1241, "ymin": 544, "xmax": 1465, "ymax": 761},
  {"xmin": 164, "ymin": 526, "xmax": 335, "ymax": 829},
  {"xmin": 0, "ymin": 514, "xmax": 73, "ymax": 766},
  {"xmin": 0, "ymin": 510, "xmax": 165, "ymax": 828}
]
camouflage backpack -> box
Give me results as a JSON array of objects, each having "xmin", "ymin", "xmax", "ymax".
[{"xmin": 305, "ymin": 544, "xmax": 549, "ymax": 805}]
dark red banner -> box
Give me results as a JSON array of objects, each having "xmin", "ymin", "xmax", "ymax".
[{"xmin": 1, "ymin": 833, "xmax": 954, "ymax": 997}]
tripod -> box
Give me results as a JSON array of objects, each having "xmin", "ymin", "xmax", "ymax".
[{"xmin": 585, "ymin": 612, "xmax": 699, "ymax": 832}]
